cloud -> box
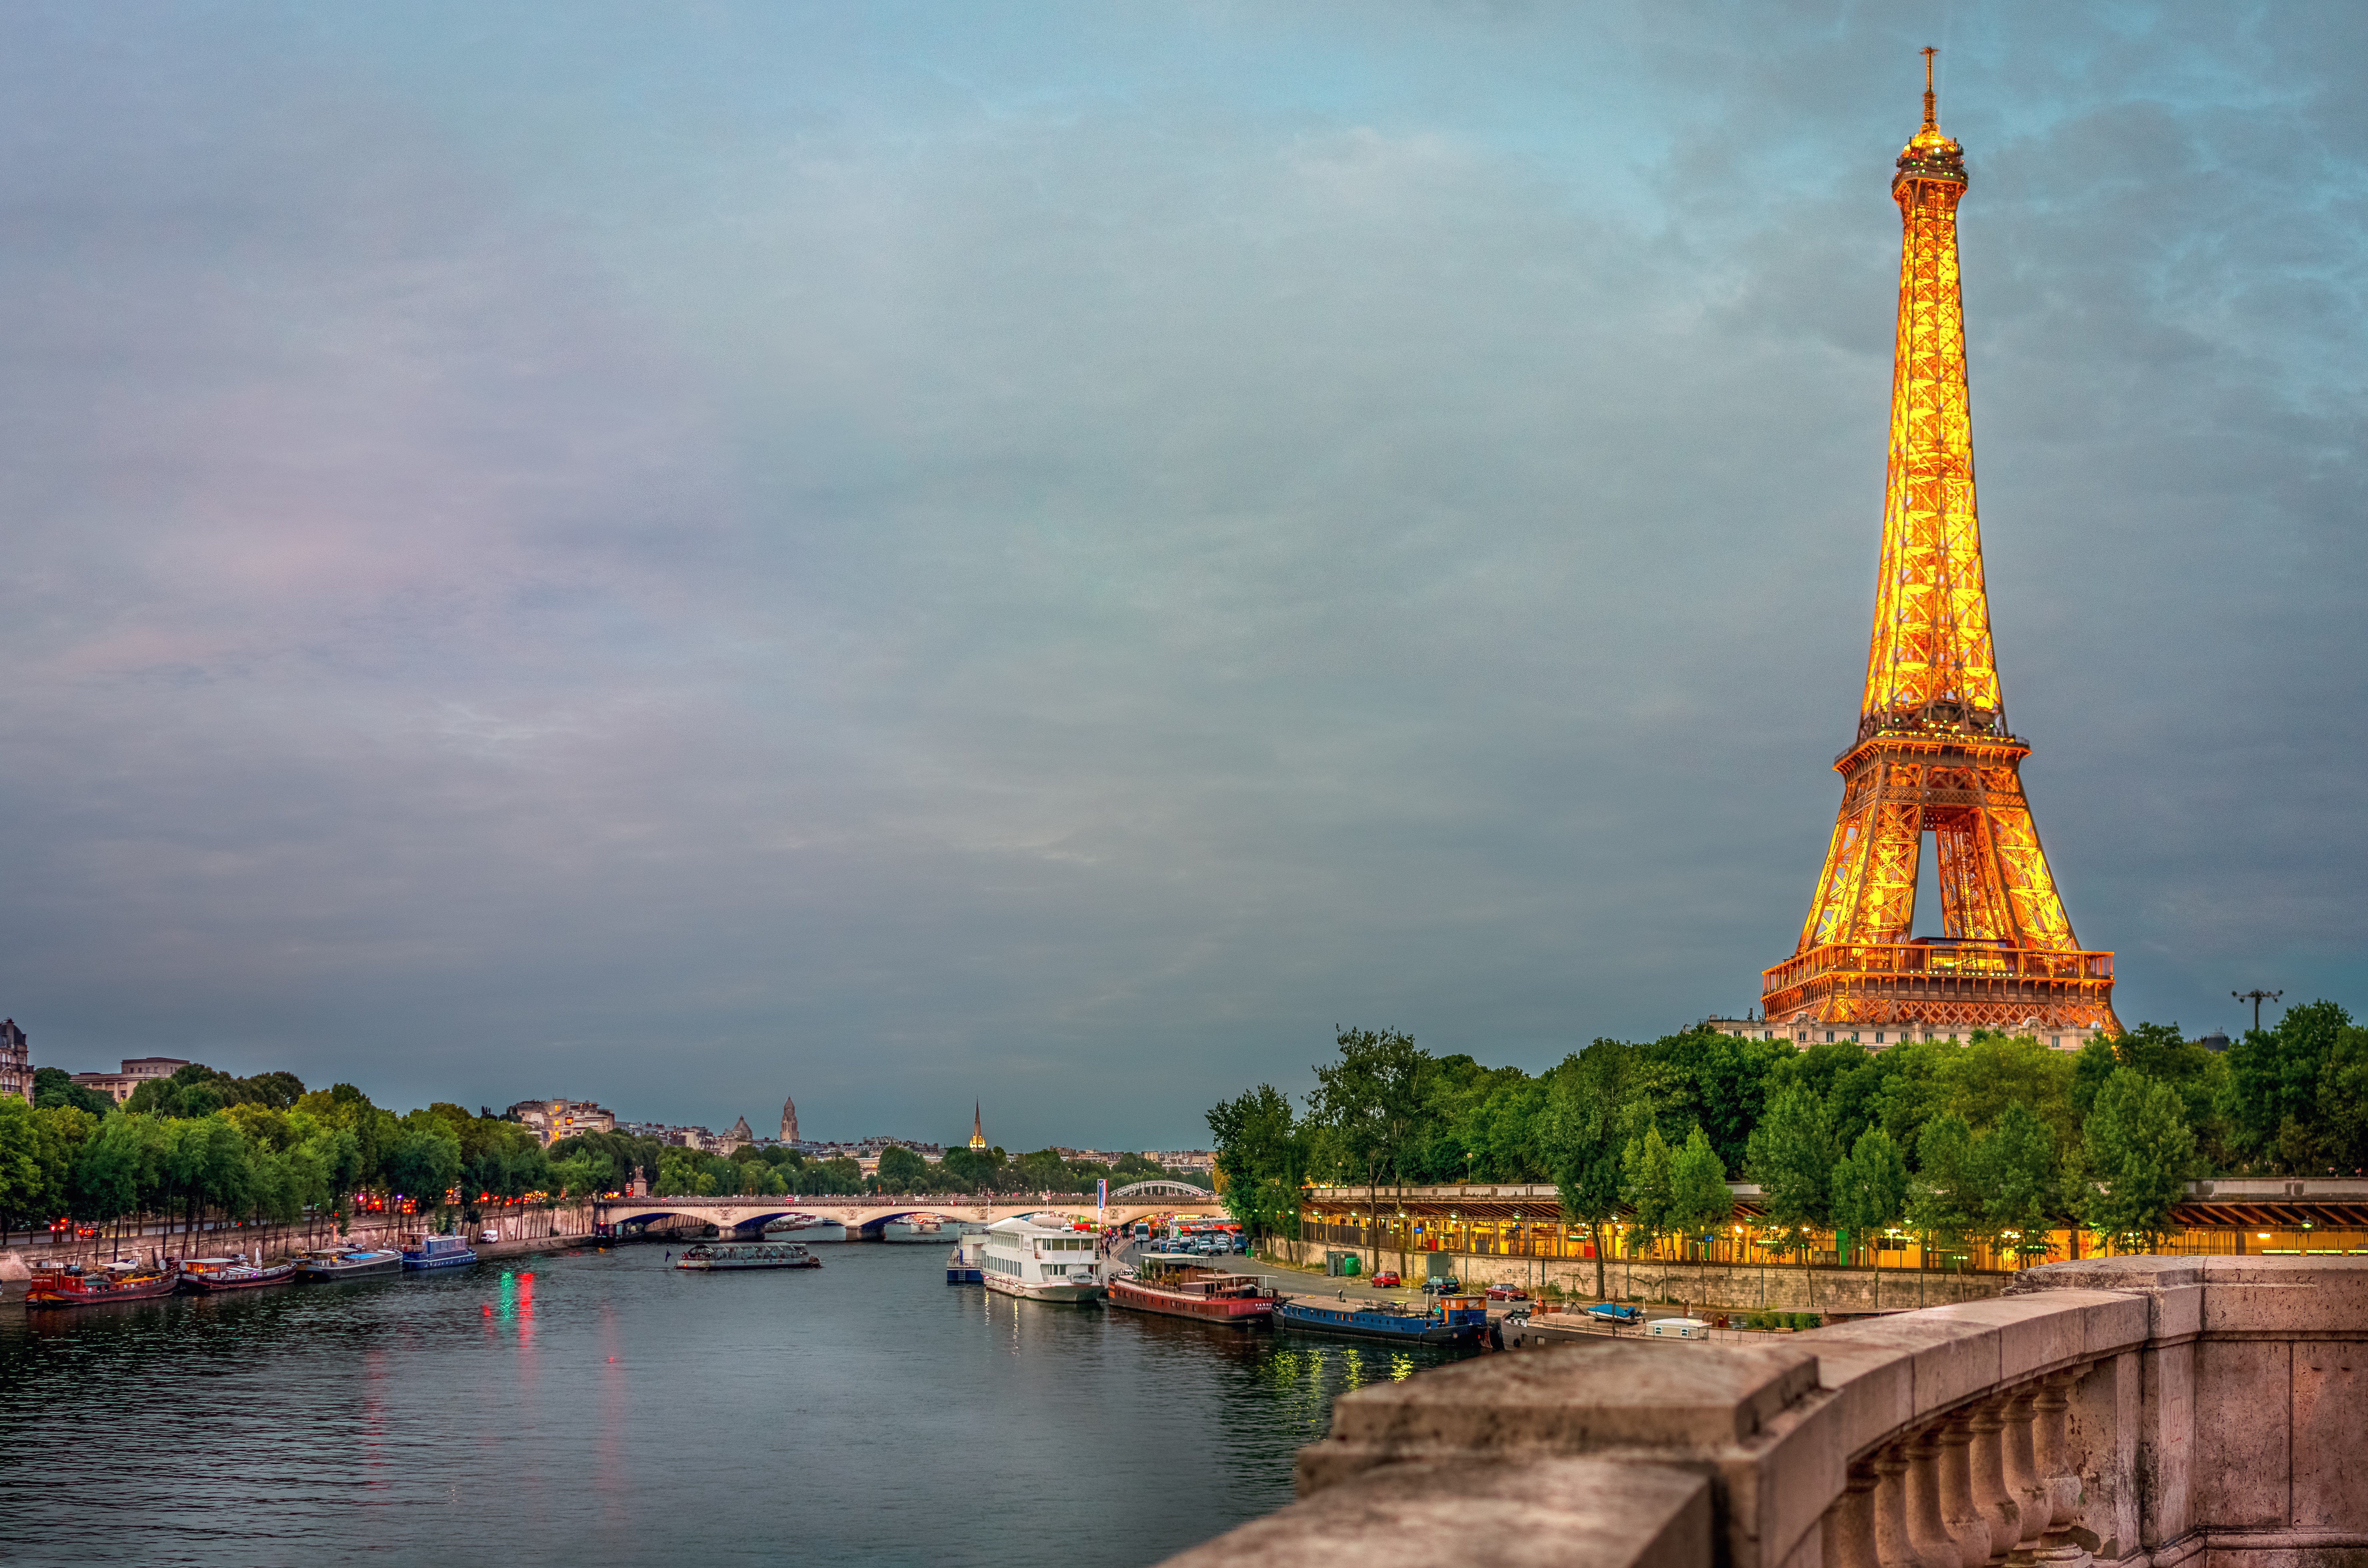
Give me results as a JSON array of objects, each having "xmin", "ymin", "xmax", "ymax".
[{"xmin": 0, "ymin": 3, "xmax": 2356, "ymax": 1146}]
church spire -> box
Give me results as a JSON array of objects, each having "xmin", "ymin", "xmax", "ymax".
[{"xmin": 969, "ymin": 1101, "xmax": 986, "ymax": 1150}]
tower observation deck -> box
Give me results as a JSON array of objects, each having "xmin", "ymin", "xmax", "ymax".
[{"xmin": 1759, "ymin": 55, "xmax": 2119, "ymax": 1043}]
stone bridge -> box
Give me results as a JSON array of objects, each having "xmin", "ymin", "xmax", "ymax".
[
  {"xmin": 593, "ymin": 1188, "xmax": 1216, "ymax": 1241},
  {"xmin": 1166, "ymin": 1254, "xmax": 2368, "ymax": 1568}
]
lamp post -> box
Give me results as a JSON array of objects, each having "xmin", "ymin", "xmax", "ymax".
[{"xmin": 2232, "ymin": 989, "xmax": 2282, "ymax": 1031}]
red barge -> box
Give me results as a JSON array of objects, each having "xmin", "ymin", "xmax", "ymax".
[
  {"xmin": 1106, "ymin": 1263, "xmax": 1277, "ymax": 1327},
  {"xmin": 24, "ymin": 1260, "xmax": 180, "ymax": 1308}
]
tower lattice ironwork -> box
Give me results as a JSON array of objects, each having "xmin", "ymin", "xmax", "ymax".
[{"xmin": 1760, "ymin": 55, "xmax": 2119, "ymax": 1039}]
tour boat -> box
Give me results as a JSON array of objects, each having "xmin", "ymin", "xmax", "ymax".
[
  {"xmin": 23, "ymin": 1259, "xmax": 179, "ymax": 1308},
  {"xmin": 177, "ymin": 1256, "xmax": 298, "ymax": 1292},
  {"xmin": 977, "ymin": 1216, "xmax": 1105, "ymax": 1303},
  {"xmin": 674, "ymin": 1242, "xmax": 820, "ymax": 1271},
  {"xmin": 1273, "ymin": 1292, "xmax": 1489, "ymax": 1346},
  {"xmin": 399, "ymin": 1234, "xmax": 479, "ymax": 1270},
  {"xmin": 293, "ymin": 1246, "xmax": 403, "ymax": 1281},
  {"xmin": 1107, "ymin": 1263, "xmax": 1277, "ymax": 1327}
]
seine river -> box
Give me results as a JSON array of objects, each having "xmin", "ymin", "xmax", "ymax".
[{"xmin": 0, "ymin": 1241, "xmax": 1458, "ymax": 1566}]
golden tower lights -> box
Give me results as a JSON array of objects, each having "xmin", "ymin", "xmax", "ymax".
[{"xmin": 1760, "ymin": 54, "xmax": 2119, "ymax": 1042}]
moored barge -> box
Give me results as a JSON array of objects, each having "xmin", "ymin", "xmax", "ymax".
[
  {"xmin": 293, "ymin": 1246, "xmax": 403, "ymax": 1281},
  {"xmin": 177, "ymin": 1256, "xmax": 298, "ymax": 1292},
  {"xmin": 400, "ymin": 1233, "xmax": 478, "ymax": 1270},
  {"xmin": 1107, "ymin": 1263, "xmax": 1276, "ymax": 1326},
  {"xmin": 23, "ymin": 1260, "xmax": 179, "ymax": 1308},
  {"xmin": 1273, "ymin": 1292, "xmax": 1488, "ymax": 1347}
]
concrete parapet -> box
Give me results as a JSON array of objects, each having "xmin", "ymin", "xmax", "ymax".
[{"xmin": 1164, "ymin": 1255, "xmax": 2368, "ymax": 1568}]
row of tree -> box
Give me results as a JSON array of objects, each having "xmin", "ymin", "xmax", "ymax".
[{"xmin": 1208, "ymin": 1002, "xmax": 2364, "ymax": 1296}]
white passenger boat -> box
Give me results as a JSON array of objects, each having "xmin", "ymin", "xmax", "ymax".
[
  {"xmin": 977, "ymin": 1216, "xmax": 1105, "ymax": 1303},
  {"xmin": 882, "ymin": 1217, "xmax": 951, "ymax": 1244}
]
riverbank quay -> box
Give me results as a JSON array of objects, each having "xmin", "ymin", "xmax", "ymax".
[
  {"xmin": 1162, "ymin": 1253, "xmax": 2368, "ymax": 1568},
  {"xmin": 0, "ymin": 1202, "xmax": 683, "ymax": 1301}
]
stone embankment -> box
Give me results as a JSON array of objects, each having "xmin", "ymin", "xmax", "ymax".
[{"xmin": 1165, "ymin": 1254, "xmax": 2368, "ymax": 1568}]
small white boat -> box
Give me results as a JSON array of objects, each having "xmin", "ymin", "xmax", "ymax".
[
  {"xmin": 978, "ymin": 1217, "xmax": 1104, "ymax": 1303},
  {"xmin": 881, "ymin": 1217, "xmax": 951, "ymax": 1244}
]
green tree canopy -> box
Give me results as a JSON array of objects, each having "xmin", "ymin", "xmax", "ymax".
[
  {"xmin": 1208, "ymin": 1084, "xmax": 1307, "ymax": 1244},
  {"xmin": 1746, "ymin": 1080, "xmax": 1835, "ymax": 1260},
  {"xmin": 2084, "ymin": 1067, "xmax": 2196, "ymax": 1252}
]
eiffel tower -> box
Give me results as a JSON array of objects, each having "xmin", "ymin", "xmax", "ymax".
[{"xmin": 1759, "ymin": 55, "xmax": 2119, "ymax": 1048}]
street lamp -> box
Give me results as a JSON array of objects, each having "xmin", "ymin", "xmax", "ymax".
[{"xmin": 2232, "ymin": 990, "xmax": 2282, "ymax": 1030}]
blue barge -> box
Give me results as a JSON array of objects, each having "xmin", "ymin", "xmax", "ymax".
[
  {"xmin": 400, "ymin": 1233, "xmax": 479, "ymax": 1270},
  {"xmin": 1274, "ymin": 1292, "xmax": 1488, "ymax": 1347}
]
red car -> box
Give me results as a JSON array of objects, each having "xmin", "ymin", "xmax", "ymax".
[
  {"xmin": 1485, "ymin": 1284, "xmax": 1529, "ymax": 1301},
  {"xmin": 1369, "ymin": 1271, "xmax": 1402, "ymax": 1288}
]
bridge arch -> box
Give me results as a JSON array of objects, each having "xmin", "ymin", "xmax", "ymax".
[{"xmin": 1109, "ymin": 1179, "xmax": 1217, "ymax": 1201}]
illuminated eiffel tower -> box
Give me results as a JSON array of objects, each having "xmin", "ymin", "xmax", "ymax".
[{"xmin": 1759, "ymin": 55, "xmax": 2119, "ymax": 1049}]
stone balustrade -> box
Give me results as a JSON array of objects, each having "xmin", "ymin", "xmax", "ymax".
[{"xmin": 1162, "ymin": 1255, "xmax": 2367, "ymax": 1568}]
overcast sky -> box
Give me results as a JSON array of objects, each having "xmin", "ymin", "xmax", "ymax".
[{"xmin": 0, "ymin": 2, "xmax": 2358, "ymax": 1150}]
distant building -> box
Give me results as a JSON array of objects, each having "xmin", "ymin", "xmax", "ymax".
[
  {"xmin": 780, "ymin": 1095, "xmax": 799, "ymax": 1145},
  {"xmin": 0, "ymin": 1020, "xmax": 27, "ymax": 1105},
  {"xmin": 507, "ymin": 1098, "xmax": 618, "ymax": 1147},
  {"xmin": 1144, "ymin": 1151, "xmax": 1217, "ymax": 1174},
  {"xmin": 1698, "ymin": 1015, "xmax": 2105, "ymax": 1053},
  {"xmin": 970, "ymin": 1102, "xmax": 987, "ymax": 1150},
  {"xmin": 2195, "ymin": 1030, "xmax": 2230, "ymax": 1054},
  {"xmin": 719, "ymin": 1116, "xmax": 754, "ymax": 1155},
  {"xmin": 69, "ymin": 1056, "xmax": 191, "ymax": 1105}
]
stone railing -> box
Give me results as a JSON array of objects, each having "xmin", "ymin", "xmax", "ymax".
[{"xmin": 1163, "ymin": 1255, "xmax": 2368, "ymax": 1568}]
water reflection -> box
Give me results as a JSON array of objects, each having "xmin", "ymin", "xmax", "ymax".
[{"xmin": 1, "ymin": 1246, "xmax": 1464, "ymax": 1567}]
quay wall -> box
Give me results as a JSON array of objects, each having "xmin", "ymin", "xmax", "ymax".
[
  {"xmin": 1165, "ymin": 1254, "xmax": 2368, "ymax": 1568},
  {"xmin": 1263, "ymin": 1235, "xmax": 2007, "ymax": 1313}
]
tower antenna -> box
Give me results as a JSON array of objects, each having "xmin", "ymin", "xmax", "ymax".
[{"xmin": 1921, "ymin": 47, "xmax": 1938, "ymax": 129}]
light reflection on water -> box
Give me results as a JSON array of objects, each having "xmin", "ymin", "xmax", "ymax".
[{"xmin": 0, "ymin": 1245, "xmax": 1463, "ymax": 1567}]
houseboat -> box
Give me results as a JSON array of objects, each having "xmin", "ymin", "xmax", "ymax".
[
  {"xmin": 1273, "ymin": 1292, "xmax": 1489, "ymax": 1347},
  {"xmin": 1107, "ymin": 1261, "xmax": 1277, "ymax": 1327},
  {"xmin": 293, "ymin": 1246, "xmax": 403, "ymax": 1281},
  {"xmin": 977, "ymin": 1216, "xmax": 1105, "ymax": 1303},
  {"xmin": 399, "ymin": 1233, "xmax": 478, "ymax": 1270},
  {"xmin": 674, "ymin": 1242, "xmax": 820, "ymax": 1271},
  {"xmin": 23, "ymin": 1259, "xmax": 179, "ymax": 1308},
  {"xmin": 177, "ymin": 1255, "xmax": 298, "ymax": 1292}
]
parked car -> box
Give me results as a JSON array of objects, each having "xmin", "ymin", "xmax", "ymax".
[
  {"xmin": 1421, "ymin": 1275, "xmax": 1463, "ymax": 1295},
  {"xmin": 1369, "ymin": 1271, "xmax": 1402, "ymax": 1288},
  {"xmin": 1485, "ymin": 1284, "xmax": 1529, "ymax": 1301}
]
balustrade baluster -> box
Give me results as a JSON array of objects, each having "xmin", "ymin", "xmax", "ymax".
[
  {"xmin": 2000, "ymin": 1386, "xmax": 2047, "ymax": 1556},
  {"xmin": 1874, "ymin": 1444, "xmax": 1955, "ymax": 1568},
  {"xmin": 1938, "ymin": 1411, "xmax": 1992, "ymax": 1568},
  {"xmin": 1908, "ymin": 1428, "xmax": 1963, "ymax": 1568},
  {"xmin": 1826, "ymin": 1462, "xmax": 1882, "ymax": 1568},
  {"xmin": 1968, "ymin": 1394, "xmax": 2022, "ymax": 1565},
  {"xmin": 2026, "ymin": 1369, "xmax": 2094, "ymax": 1568}
]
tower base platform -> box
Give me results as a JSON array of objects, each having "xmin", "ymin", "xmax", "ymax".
[{"xmin": 1761, "ymin": 938, "xmax": 2119, "ymax": 1043}]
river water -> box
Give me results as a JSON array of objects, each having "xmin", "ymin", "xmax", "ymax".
[{"xmin": 0, "ymin": 1242, "xmax": 1460, "ymax": 1566}]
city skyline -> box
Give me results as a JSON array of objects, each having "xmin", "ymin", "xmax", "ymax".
[{"xmin": 0, "ymin": 6, "xmax": 2358, "ymax": 1150}]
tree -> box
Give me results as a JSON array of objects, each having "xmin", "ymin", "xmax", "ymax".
[
  {"xmin": 1969, "ymin": 1101, "xmax": 2058, "ymax": 1266},
  {"xmin": 1620, "ymin": 1119, "xmax": 1675, "ymax": 1273},
  {"xmin": 382, "ymin": 1118, "xmax": 462, "ymax": 1217},
  {"xmin": 1908, "ymin": 1113, "xmax": 1979, "ymax": 1267},
  {"xmin": 1668, "ymin": 1125, "xmax": 1731, "ymax": 1301},
  {"xmin": 1831, "ymin": 1126, "xmax": 1908, "ymax": 1287},
  {"xmin": 1746, "ymin": 1081, "xmax": 1836, "ymax": 1266},
  {"xmin": 1540, "ymin": 1041, "xmax": 1630, "ymax": 1301},
  {"xmin": 2083, "ymin": 1067, "xmax": 2195, "ymax": 1252},
  {"xmin": 166, "ymin": 1115, "xmax": 254, "ymax": 1254},
  {"xmin": 1207, "ymin": 1084, "xmax": 1308, "ymax": 1247},
  {"xmin": 31, "ymin": 1068, "xmax": 113, "ymax": 1118},
  {"xmin": 2223, "ymin": 1000, "xmax": 2351, "ymax": 1173},
  {"xmin": 875, "ymin": 1145, "xmax": 930, "ymax": 1192},
  {"xmin": 0, "ymin": 1095, "xmax": 44, "ymax": 1234},
  {"xmin": 1308, "ymin": 1027, "xmax": 1429, "ymax": 1275}
]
